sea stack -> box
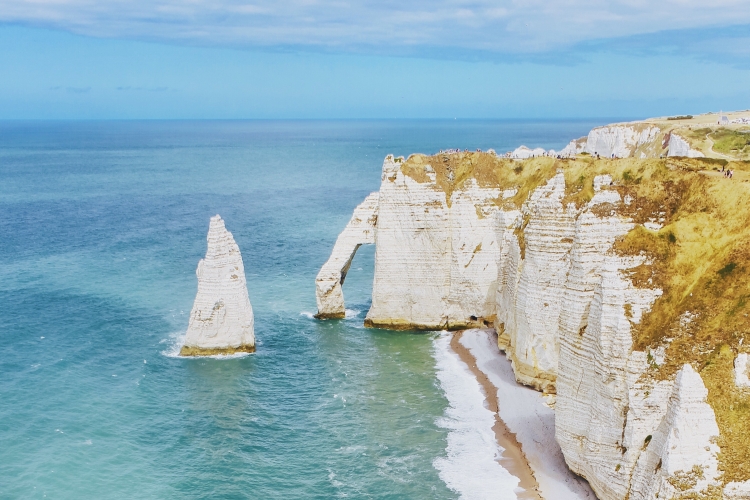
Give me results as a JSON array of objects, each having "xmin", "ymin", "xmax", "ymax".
[{"xmin": 179, "ymin": 215, "xmax": 255, "ymax": 356}]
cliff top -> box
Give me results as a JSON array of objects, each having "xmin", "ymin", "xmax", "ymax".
[
  {"xmin": 589, "ymin": 111, "xmax": 750, "ymax": 161},
  {"xmin": 399, "ymin": 153, "xmax": 750, "ymax": 479}
]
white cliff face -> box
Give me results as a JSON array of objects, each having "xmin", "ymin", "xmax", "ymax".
[
  {"xmin": 561, "ymin": 124, "xmax": 664, "ymax": 159},
  {"xmin": 555, "ymin": 253, "xmax": 669, "ymax": 499},
  {"xmin": 548, "ymin": 180, "xmax": 670, "ymax": 499},
  {"xmin": 667, "ymin": 133, "xmax": 705, "ymax": 158},
  {"xmin": 629, "ymin": 365, "xmax": 720, "ymax": 500},
  {"xmin": 491, "ymin": 172, "xmax": 725, "ymax": 499},
  {"xmin": 363, "ymin": 155, "xmax": 502, "ymax": 329},
  {"xmin": 495, "ymin": 172, "xmax": 576, "ymax": 392},
  {"xmin": 315, "ymin": 192, "xmax": 379, "ymax": 318},
  {"xmin": 180, "ymin": 215, "xmax": 255, "ymax": 356},
  {"xmin": 318, "ymin": 153, "xmax": 729, "ymax": 499},
  {"xmin": 445, "ymin": 179, "xmax": 503, "ymax": 326},
  {"xmin": 585, "ymin": 125, "xmax": 662, "ymax": 158}
]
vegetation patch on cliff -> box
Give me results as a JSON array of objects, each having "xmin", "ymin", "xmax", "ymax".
[
  {"xmin": 400, "ymin": 152, "xmax": 559, "ymax": 208},
  {"xmin": 710, "ymin": 128, "xmax": 750, "ymax": 156},
  {"xmin": 606, "ymin": 158, "xmax": 750, "ymax": 483}
]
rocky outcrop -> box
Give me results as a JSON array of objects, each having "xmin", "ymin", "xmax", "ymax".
[
  {"xmin": 628, "ymin": 365, "xmax": 720, "ymax": 500},
  {"xmin": 495, "ymin": 172, "xmax": 576, "ymax": 392},
  {"xmin": 315, "ymin": 192, "xmax": 379, "ymax": 318},
  {"xmin": 560, "ymin": 124, "xmax": 663, "ymax": 158},
  {"xmin": 560, "ymin": 123, "xmax": 703, "ymax": 159},
  {"xmin": 363, "ymin": 154, "xmax": 502, "ymax": 330},
  {"xmin": 587, "ymin": 124, "xmax": 662, "ymax": 158},
  {"xmin": 316, "ymin": 149, "xmax": 742, "ymax": 499},
  {"xmin": 667, "ymin": 133, "xmax": 705, "ymax": 158},
  {"xmin": 180, "ymin": 215, "xmax": 255, "ymax": 356}
]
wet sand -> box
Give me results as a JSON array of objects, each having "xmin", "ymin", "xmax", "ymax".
[{"xmin": 450, "ymin": 330, "xmax": 543, "ymax": 500}]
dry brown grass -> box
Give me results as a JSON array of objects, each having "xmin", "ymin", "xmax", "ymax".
[
  {"xmin": 604, "ymin": 159, "xmax": 750, "ymax": 483},
  {"xmin": 400, "ymin": 152, "xmax": 560, "ymax": 208},
  {"xmin": 403, "ymin": 152, "xmax": 750, "ymax": 482}
]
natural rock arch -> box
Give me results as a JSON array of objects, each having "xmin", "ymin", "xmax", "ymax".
[{"xmin": 314, "ymin": 192, "xmax": 379, "ymax": 318}]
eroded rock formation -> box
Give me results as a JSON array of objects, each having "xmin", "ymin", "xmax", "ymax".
[
  {"xmin": 180, "ymin": 215, "xmax": 255, "ymax": 356},
  {"xmin": 317, "ymin": 116, "xmax": 750, "ymax": 498},
  {"xmin": 559, "ymin": 123, "xmax": 704, "ymax": 159},
  {"xmin": 315, "ymin": 192, "xmax": 379, "ymax": 318},
  {"xmin": 363, "ymin": 154, "xmax": 503, "ymax": 330}
]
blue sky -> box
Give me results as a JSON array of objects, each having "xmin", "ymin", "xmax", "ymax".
[{"xmin": 0, "ymin": 0, "xmax": 749, "ymax": 119}]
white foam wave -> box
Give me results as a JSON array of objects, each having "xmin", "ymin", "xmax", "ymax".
[
  {"xmin": 160, "ymin": 331, "xmax": 251, "ymax": 360},
  {"xmin": 344, "ymin": 308, "xmax": 360, "ymax": 319},
  {"xmin": 432, "ymin": 333, "xmax": 519, "ymax": 499},
  {"xmin": 300, "ymin": 311, "xmax": 315, "ymax": 319}
]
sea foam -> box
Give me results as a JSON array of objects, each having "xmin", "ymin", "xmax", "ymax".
[{"xmin": 432, "ymin": 333, "xmax": 519, "ymax": 499}]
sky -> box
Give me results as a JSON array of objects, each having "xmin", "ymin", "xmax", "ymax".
[{"xmin": 0, "ymin": 0, "xmax": 749, "ymax": 119}]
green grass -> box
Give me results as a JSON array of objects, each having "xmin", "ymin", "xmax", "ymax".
[{"xmin": 711, "ymin": 128, "xmax": 750, "ymax": 154}]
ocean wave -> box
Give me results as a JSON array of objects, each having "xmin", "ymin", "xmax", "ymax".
[
  {"xmin": 300, "ymin": 311, "xmax": 315, "ymax": 319},
  {"xmin": 432, "ymin": 333, "xmax": 519, "ymax": 499}
]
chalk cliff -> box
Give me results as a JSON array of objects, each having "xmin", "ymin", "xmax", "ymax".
[
  {"xmin": 317, "ymin": 115, "xmax": 750, "ymax": 498},
  {"xmin": 180, "ymin": 215, "xmax": 255, "ymax": 356},
  {"xmin": 315, "ymin": 192, "xmax": 379, "ymax": 318},
  {"xmin": 363, "ymin": 154, "xmax": 504, "ymax": 330},
  {"xmin": 559, "ymin": 122, "xmax": 704, "ymax": 159}
]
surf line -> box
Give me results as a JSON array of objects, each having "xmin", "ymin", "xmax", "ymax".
[{"xmin": 450, "ymin": 330, "xmax": 543, "ymax": 500}]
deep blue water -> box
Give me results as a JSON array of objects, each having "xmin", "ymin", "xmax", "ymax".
[{"xmin": 0, "ymin": 119, "xmax": 613, "ymax": 498}]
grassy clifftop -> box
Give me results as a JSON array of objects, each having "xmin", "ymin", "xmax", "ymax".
[{"xmin": 401, "ymin": 152, "xmax": 750, "ymax": 482}]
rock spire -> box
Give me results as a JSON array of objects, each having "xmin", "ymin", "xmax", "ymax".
[{"xmin": 180, "ymin": 215, "xmax": 255, "ymax": 356}]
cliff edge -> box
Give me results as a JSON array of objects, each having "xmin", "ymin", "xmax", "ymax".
[{"xmin": 317, "ymin": 143, "xmax": 750, "ymax": 498}]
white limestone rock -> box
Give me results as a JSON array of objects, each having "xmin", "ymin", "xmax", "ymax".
[
  {"xmin": 667, "ymin": 133, "xmax": 705, "ymax": 158},
  {"xmin": 180, "ymin": 215, "xmax": 255, "ymax": 356},
  {"xmin": 495, "ymin": 172, "xmax": 576, "ymax": 392},
  {"xmin": 555, "ymin": 252, "xmax": 668, "ymax": 499},
  {"xmin": 559, "ymin": 137, "xmax": 587, "ymax": 157},
  {"xmin": 585, "ymin": 124, "xmax": 662, "ymax": 158},
  {"xmin": 735, "ymin": 352, "xmax": 750, "ymax": 388},
  {"xmin": 629, "ymin": 365, "xmax": 720, "ymax": 500},
  {"xmin": 363, "ymin": 155, "xmax": 502, "ymax": 329},
  {"xmin": 561, "ymin": 124, "xmax": 669, "ymax": 159},
  {"xmin": 315, "ymin": 192, "xmax": 379, "ymax": 318},
  {"xmin": 725, "ymin": 481, "xmax": 750, "ymax": 499}
]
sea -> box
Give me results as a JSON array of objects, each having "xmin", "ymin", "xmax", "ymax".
[{"xmin": 0, "ymin": 119, "xmax": 611, "ymax": 499}]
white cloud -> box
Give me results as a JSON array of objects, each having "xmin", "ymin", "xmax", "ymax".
[{"xmin": 1, "ymin": 0, "xmax": 749, "ymax": 56}]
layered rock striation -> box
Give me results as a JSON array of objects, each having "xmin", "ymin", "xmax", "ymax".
[
  {"xmin": 364, "ymin": 155, "xmax": 503, "ymax": 330},
  {"xmin": 559, "ymin": 123, "xmax": 705, "ymax": 159},
  {"xmin": 180, "ymin": 215, "xmax": 255, "ymax": 356},
  {"xmin": 317, "ymin": 146, "xmax": 750, "ymax": 498},
  {"xmin": 315, "ymin": 192, "xmax": 379, "ymax": 318}
]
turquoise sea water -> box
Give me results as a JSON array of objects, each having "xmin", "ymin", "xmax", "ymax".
[{"xmin": 0, "ymin": 120, "xmax": 611, "ymax": 499}]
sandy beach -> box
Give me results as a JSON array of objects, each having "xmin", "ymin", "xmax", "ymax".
[{"xmin": 452, "ymin": 329, "xmax": 597, "ymax": 500}]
